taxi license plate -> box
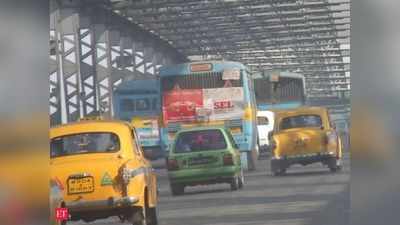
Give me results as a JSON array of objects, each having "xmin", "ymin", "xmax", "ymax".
[
  {"xmin": 230, "ymin": 127, "xmax": 242, "ymax": 134},
  {"xmin": 67, "ymin": 177, "xmax": 94, "ymax": 194}
]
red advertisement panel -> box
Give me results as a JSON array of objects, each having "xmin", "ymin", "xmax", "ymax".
[{"xmin": 162, "ymin": 89, "xmax": 203, "ymax": 124}]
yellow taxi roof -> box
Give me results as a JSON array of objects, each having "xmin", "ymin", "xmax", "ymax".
[
  {"xmin": 273, "ymin": 106, "xmax": 327, "ymax": 116},
  {"xmin": 50, "ymin": 120, "xmax": 131, "ymax": 138}
]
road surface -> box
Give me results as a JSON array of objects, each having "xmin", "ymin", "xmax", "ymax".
[{"xmin": 72, "ymin": 154, "xmax": 350, "ymax": 225}]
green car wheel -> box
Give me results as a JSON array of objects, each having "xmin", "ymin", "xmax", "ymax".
[
  {"xmin": 230, "ymin": 175, "xmax": 240, "ymax": 191},
  {"xmin": 238, "ymin": 169, "xmax": 244, "ymax": 189},
  {"xmin": 167, "ymin": 128, "xmax": 243, "ymax": 193},
  {"xmin": 170, "ymin": 184, "xmax": 185, "ymax": 196}
]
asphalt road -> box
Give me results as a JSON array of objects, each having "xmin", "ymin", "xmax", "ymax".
[{"xmin": 72, "ymin": 153, "xmax": 350, "ymax": 225}]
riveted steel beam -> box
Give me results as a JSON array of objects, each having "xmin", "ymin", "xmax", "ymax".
[{"xmin": 49, "ymin": 0, "xmax": 188, "ymax": 125}]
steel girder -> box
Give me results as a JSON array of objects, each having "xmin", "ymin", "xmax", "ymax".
[
  {"xmin": 49, "ymin": 0, "xmax": 186, "ymax": 125},
  {"xmin": 105, "ymin": 0, "xmax": 350, "ymax": 99}
]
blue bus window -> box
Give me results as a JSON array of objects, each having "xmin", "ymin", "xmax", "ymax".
[
  {"xmin": 135, "ymin": 98, "xmax": 151, "ymax": 111},
  {"xmin": 121, "ymin": 99, "xmax": 135, "ymax": 111}
]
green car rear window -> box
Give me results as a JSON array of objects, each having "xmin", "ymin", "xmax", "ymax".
[{"xmin": 174, "ymin": 129, "xmax": 227, "ymax": 153}]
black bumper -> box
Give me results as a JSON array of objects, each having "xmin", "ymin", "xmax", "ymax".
[{"xmin": 271, "ymin": 153, "xmax": 336, "ymax": 168}]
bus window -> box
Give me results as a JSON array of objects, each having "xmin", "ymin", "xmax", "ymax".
[
  {"xmin": 136, "ymin": 98, "xmax": 151, "ymax": 111},
  {"xmin": 152, "ymin": 98, "xmax": 158, "ymax": 111},
  {"xmin": 121, "ymin": 99, "xmax": 135, "ymax": 111}
]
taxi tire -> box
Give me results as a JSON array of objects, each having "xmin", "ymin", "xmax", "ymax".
[
  {"xmin": 271, "ymin": 160, "xmax": 286, "ymax": 176},
  {"xmin": 272, "ymin": 165, "xmax": 286, "ymax": 176},
  {"xmin": 130, "ymin": 206, "xmax": 147, "ymax": 225},
  {"xmin": 146, "ymin": 207, "xmax": 158, "ymax": 225},
  {"xmin": 328, "ymin": 158, "xmax": 341, "ymax": 173},
  {"xmin": 170, "ymin": 184, "xmax": 184, "ymax": 196},
  {"xmin": 130, "ymin": 206, "xmax": 157, "ymax": 225},
  {"xmin": 273, "ymin": 169, "xmax": 286, "ymax": 176}
]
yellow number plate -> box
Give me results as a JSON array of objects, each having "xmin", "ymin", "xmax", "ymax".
[
  {"xmin": 230, "ymin": 127, "xmax": 242, "ymax": 134},
  {"xmin": 68, "ymin": 177, "xmax": 94, "ymax": 194}
]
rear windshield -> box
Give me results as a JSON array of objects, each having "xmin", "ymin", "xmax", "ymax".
[
  {"xmin": 254, "ymin": 77, "xmax": 304, "ymax": 103},
  {"xmin": 280, "ymin": 115, "xmax": 322, "ymax": 130},
  {"xmin": 174, "ymin": 129, "xmax": 227, "ymax": 153},
  {"xmin": 51, "ymin": 132, "xmax": 120, "ymax": 158},
  {"xmin": 161, "ymin": 73, "xmax": 242, "ymax": 91}
]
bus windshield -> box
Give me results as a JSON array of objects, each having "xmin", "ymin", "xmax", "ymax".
[
  {"xmin": 254, "ymin": 77, "xmax": 304, "ymax": 103},
  {"xmin": 161, "ymin": 72, "xmax": 242, "ymax": 91}
]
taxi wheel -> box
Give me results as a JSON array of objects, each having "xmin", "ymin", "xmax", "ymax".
[
  {"xmin": 171, "ymin": 184, "xmax": 184, "ymax": 196},
  {"xmin": 129, "ymin": 207, "xmax": 147, "ymax": 225},
  {"xmin": 238, "ymin": 169, "xmax": 245, "ymax": 189},
  {"xmin": 329, "ymin": 166, "xmax": 338, "ymax": 172},
  {"xmin": 130, "ymin": 206, "xmax": 157, "ymax": 225},
  {"xmin": 328, "ymin": 158, "xmax": 341, "ymax": 172},
  {"xmin": 146, "ymin": 207, "xmax": 158, "ymax": 225},
  {"xmin": 272, "ymin": 168, "xmax": 286, "ymax": 176},
  {"xmin": 230, "ymin": 176, "xmax": 239, "ymax": 191}
]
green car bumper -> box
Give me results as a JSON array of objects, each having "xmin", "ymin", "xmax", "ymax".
[{"xmin": 168, "ymin": 166, "xmax": 239, "ymax": 186}]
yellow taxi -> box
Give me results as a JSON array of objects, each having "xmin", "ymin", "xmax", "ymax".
[
  {"xmin": 270, "ymin": 107, "xmax": 343, "ymax": 175},
  {"xmin": 50, "ymin": 120, "xmax": 158, "ymax": 225}
]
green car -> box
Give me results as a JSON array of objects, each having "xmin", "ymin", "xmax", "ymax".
[{"xmin": 167, "ymin": 127, "xmax": 244, "ymax": 196}]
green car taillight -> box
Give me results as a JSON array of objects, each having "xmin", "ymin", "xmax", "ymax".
[
  {"xmin": 167, "ymin": 158, "xmax": 179, "ymax": 171},
  {"xmin": 223, "ymin": 154, "xmax": 234, "ymax": 166}
]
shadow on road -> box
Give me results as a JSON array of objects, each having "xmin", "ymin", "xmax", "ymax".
[
  {"xmin": 175, "ymin": 186, "xmax": 234, "ymax": 196},
  {"xmin": 273, "ymin": 170, "xmax": 337, "ymax": 177}
]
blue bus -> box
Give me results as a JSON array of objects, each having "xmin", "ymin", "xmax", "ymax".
[
  {"xmin": 113, "ymin": 79, "xmax": 164, "ymax": 160},
  {"xmin": 253, "ymin": 71, "xmax": 306, "ymax": 110},
  {"xmin": 159, "ymin": 61, "xmax": 258, "ymax": 170},
  {"xmin": 252, "ymin": 71, "xmax": 306, "ymax": 157}
]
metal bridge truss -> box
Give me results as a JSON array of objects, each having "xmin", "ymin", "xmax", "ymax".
[
  {"xmin": 49, "ymin": 0, "xmax": 186, "ymax": 125},
  {"xmin": 108, "ymin": 0, "xmax": 350, "ymax": 100}
]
